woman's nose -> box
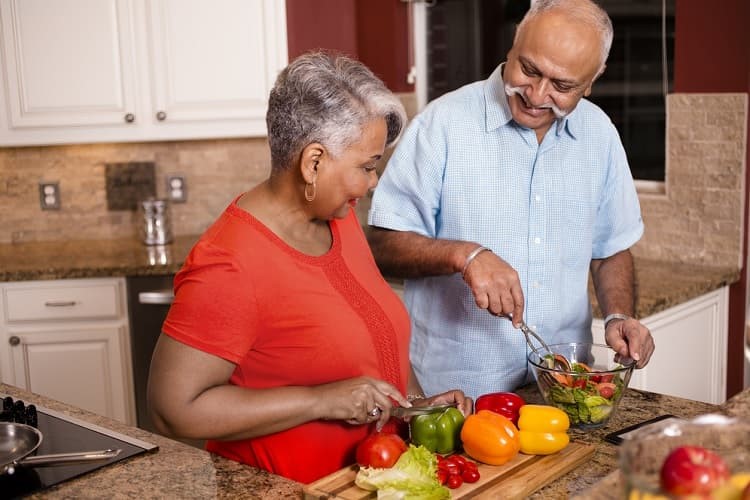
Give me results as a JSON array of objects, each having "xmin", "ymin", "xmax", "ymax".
[{"xmin": 368, "ymin": 170, "xmax": 379, "ymax": 191}]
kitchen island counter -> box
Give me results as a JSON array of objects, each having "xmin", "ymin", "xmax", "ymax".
[
  {"xmin": 0, "ymin": 236, "xmax": 740, "ymax": 319},
  {"xmin": 2, "ymin": 383, "xmax": 747, "ymax": 499}
]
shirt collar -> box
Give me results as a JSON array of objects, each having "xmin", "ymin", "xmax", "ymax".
[{"xmin": 484, "ymin": 62, "xmax": 579, "ymax": 140}]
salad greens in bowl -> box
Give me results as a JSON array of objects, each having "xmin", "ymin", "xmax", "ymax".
[{"xmin": 527, "ymin": 342, "xmax": 635, "ymax": 429}]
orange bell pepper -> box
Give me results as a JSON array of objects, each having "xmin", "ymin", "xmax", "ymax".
[{"xmin": 460, "ymin": 409, "xmax": 520, "ymax": 465}]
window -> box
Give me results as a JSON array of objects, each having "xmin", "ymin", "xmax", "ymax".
[{"xmin": 423, "ymin": 0, "xmax": 674, "ymax": 182}]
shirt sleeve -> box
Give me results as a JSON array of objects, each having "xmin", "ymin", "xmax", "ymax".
[
  {"xmin": 368, "ymin": 111, "xmax": 447, "ymax": 238},
  {"xmin": 591, "ymin": 121, "xmax": 645, "ymax": 259},
  {"xmin": 162, "ymin": 239, "xmax": 258, "ymax": 364}
]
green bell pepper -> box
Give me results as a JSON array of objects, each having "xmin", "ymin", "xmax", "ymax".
[{"xmin": 409, "ymin": 407, "xmax": 465, "ymax": 454}]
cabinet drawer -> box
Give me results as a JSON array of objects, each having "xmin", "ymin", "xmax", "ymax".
[{"xmin": 3, "ymin": 283, "xmax": 120, "ymax": 322}]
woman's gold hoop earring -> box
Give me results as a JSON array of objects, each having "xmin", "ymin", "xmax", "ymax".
[{"xmin": 304, "ymin": 181, "xmax": 316, "ymax": 202}]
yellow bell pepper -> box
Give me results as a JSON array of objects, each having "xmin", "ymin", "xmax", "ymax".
[
  {"xmin": 460, "ymin": 409, "xmax": 520, "ymax": 465},
  {"xmin": 517, "ymin": 404, "xmax": 570, "ymax": 455}
]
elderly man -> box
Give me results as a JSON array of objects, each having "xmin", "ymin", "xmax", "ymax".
[{"xmin": 367, "ymin": 0, "xmax": 655, "ymax": 399}]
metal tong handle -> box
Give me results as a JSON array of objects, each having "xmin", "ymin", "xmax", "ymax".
[
  {"xmin": 504, "ymin": 314, "xmax": 553, "ymax": 355},
  {"xmin": 518, "ymin": 321, "xmax": 553, "ymax": 356}
]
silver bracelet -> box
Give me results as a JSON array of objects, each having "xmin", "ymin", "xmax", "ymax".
[
  {"xmin": 461, "ymin": 245, "xmax": 491, "ymax": 277},
  {"xmin": 603, "ymin": 313, "xmax": 631, "ymax": 329}
]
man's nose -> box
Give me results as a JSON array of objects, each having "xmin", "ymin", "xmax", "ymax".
[{"xmin": 526, "ymin": 79, "xmax": 552, "ymax": 107}]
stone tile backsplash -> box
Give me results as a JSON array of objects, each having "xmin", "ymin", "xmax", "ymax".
[
  {"xmin": 0, "ymin": 93, "xmax": 746, "ymax": 271},
  {"xmin": 633, "ymin": 93, "xmax": 748, "ymax": 269}
]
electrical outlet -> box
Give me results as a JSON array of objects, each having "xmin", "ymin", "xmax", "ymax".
[
  {"xmin": 39, "ymin": 182, "xmax": 61, "ymax": 210},
  {"xmin": 166, "ymin": 175, "xmax": 187, "ymax": 203}
]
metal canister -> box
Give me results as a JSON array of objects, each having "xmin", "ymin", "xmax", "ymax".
[{"xmin": 138, "ymin": 198, "xmax": 173, "ymax": 245}]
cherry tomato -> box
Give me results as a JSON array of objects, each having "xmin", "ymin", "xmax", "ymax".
[
  {"xmin": 437, "ymin": 469, "xmax": 449, "ymax": 485},
  {"xmin": 451, "ymin": 454, "xmax": 468, "ymax": 469},
  {"xmin": 438, "ymin": 458, "xmax": 460, "ymax": 475},
  {"xmin": 355, "ymin": 432, "xmax": 407, "ymax": 468},
  {"xmin": 462, "ymin": 468, "xmax": 481, "ymax": 483},
  {"xmin": 446, "ymin": 473, "xmax": 464, "ymax": 489},
  {"xmin": 463, "ymin": 460, "xmax": 479, "ymax": 473}
]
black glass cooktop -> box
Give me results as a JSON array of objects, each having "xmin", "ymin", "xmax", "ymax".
[{"xmin": 0, "ymin": 395, "xmax": 157, "ymax": 499}]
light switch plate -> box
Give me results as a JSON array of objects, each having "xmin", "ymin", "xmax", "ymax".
[
  {"xmin": 166, "ymin": 174, "xmax": 187, "ymax": 203},
  {"xmin": 39, "ymin": 182, "xmax": 61, "ymax": 210}
]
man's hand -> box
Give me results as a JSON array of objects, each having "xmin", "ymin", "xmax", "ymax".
[
  {"xmin": 462, "ymin": 249, "xmax": 525, "ymax": 325},
  {"xmin": 604, "ymin": 318, "xmax": 655, "ymax": 368}
]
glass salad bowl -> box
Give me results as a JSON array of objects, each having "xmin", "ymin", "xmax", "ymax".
[{"xmin": 527, "ymin": 342, "xmax": 635, "ymax": 429}]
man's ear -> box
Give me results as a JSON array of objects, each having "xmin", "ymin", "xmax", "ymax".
[{"xmin": 299, "ymin": 143, "xmax": 324, "ymax": 184}]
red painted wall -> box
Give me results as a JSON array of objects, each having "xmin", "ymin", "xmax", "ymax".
[
  {"xmin": 285, "ymin": 0, "xmax": 412, "ymax": 92},
  {"xmin": 674, "ymin": 0, "xmax": 750, "ymax": 93}
]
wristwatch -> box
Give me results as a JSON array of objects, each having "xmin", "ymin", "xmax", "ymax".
[{"xmin": 603, "ymin": 313, "xmax": 631, "ymax": 329}]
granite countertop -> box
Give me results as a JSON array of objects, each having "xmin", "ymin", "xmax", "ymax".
[
  {"xmin": 0, "ymin": 237, "xmax": 740, "ymax": 319},
  {"xmin": 2, "ymin": 383, "xmax": 747, "ymax": 499}
]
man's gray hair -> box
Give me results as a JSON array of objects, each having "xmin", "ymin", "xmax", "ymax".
[
  {"xmin": 515, "ymin": 0, "xmax": 613, "ymax": 75},
  {"xmin": 266, "ymin": 51, "xmax": 407, "ymax": 171}
]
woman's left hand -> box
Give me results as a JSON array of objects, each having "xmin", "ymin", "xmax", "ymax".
[{"xmin": 418, "ymin": 390, "xmax": 473, "ymax": 417}]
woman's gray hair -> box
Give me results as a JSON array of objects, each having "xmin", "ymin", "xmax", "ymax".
[
  {"xmin": 266, "ymin": 51, "xmax": 407, "ymax": 171},
  {"xmin": 515, "ymin": 0, "xmax": 613, "ymax": 76}
]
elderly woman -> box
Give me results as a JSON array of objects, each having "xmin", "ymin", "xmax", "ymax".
[{"xmin": 147, "ymin": 52, "xmax": 471, "ymax": 483}]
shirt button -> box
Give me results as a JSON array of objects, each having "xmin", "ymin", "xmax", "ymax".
[
  {"xmin": 532, "ymin": 280, "xmax": 540, "ymax": 288},
  {"xmin": 534, "ymin": 237, "xmax": 541, "ymax": 244},
  {"xmin": 535, "ymin": 194, "xmax": 541, "ymax": 202},
  {"xmin": 531, "ymin": 325, "xmax": 538, "ymax": 331}
]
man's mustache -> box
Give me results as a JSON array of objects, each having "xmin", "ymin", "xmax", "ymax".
[{"xmin": 504, "ymin": 84, "xmax": 568, "ymax": 119}]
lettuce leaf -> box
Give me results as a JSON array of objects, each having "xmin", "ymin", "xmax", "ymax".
[{"xmin": 355, "ymin": 444, "xmax": 450, "ymax": 500}]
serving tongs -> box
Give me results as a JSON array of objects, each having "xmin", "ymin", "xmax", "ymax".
[{"xmin": 502, "ymin": 314, "xmax": 554, "ymax": 358}]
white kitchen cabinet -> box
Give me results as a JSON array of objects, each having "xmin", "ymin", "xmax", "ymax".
[
  {"xmin": 0, "ymin": 0, "xmax": 287, "ymax": 146},
  {"xmin": 592, "ymin": 287, "xmax": 729, "ymax": 404},
  {"xmin": 0, "ymin": 278, "xmax": 136, "ymax": 425}
]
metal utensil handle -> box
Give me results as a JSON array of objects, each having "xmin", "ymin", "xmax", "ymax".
[
  {"xmin": 138, "ymin": 290, "xmax": 174, "ymax": 305},
  {"xmin": 518, "ymin": 321, "xmax": 553, "ymax": 355},
  {"xmin": 18, "ymin": 448, "xmax": 122, "ymax": 467}
]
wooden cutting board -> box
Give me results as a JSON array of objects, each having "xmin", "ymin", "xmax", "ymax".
[{"xmin": 303, "ymin": 441, "xmax": 595, "ymax": 499}]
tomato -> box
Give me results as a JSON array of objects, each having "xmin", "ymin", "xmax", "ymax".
[
  {"xmin": 355, "ymin": 432, "xmax": 407, "ymax": 468},
  {"xmin": 446, "ymin": 473, "xmax": 463, "ymax": 489},
  {"xmin": 660, "ymin": 445, "xmax": 731, "ymax": 496},
  {"xmin": 596, "ymin": 382, "xmax": 617, "ymax": 399},
  {"xmin": 436, "ymin": 469, "xmax": 449, "ymax": 485},
  {"xmin": 462, "ymin": 468, "xmax": 480, "ymax": 483},
  {"xmin": 438, "ymin": 457, "xmax": 460, "ymax": 475}
]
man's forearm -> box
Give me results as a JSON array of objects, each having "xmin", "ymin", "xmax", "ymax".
[
  {"xmin": 366, "ymin": 227, "xmax": 479, "ymax": 279},
  {"xmin": 590, "ymin": 249, "xmax": 636, "ymax": 317}
]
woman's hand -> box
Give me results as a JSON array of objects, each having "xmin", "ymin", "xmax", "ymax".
[
  {"xmin": 415, "ymin": 390, "xmax": 473, "ymax": 417},
  {"xmin": 315, "ymin": 376, "xmax": 410, "ymax": 430}
]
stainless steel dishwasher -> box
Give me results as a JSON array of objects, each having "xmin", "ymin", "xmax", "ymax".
[{"xmin": 125, "ymin": 275, "xmax": 174, "ymax": 436}]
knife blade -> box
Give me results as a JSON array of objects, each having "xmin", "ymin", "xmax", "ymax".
[{"xmin": 389, "ymin": 403, "xmax": 458, "ymax": 417}]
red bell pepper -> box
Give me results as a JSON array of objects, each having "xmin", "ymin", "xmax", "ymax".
[{"xmin": 474, "ymin": 392, "xmax": 526, "ymax": 425}]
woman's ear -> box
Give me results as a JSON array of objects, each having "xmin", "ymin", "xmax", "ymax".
[{"xmin": 299, "ymin": 143, "xmax": 324, "ymax": 184}]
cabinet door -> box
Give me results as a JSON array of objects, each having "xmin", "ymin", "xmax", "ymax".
[
  {"xmin": 7, "ymin": 324, "xmax": 134, "ymax": 424},
  {"xmin": 592, "ymin": 288, "xmax": 728, "ymax": 404},
  {"xmin": 145, "ymin": 0, "xmax": 285, "ymax": 134},
  {"xmin": 0, "ymin": 0, "xmax": 138, "ymax": 136}
]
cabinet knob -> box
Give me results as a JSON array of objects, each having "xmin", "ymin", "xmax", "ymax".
[
  {"xmin": 124, "ymin": 113, "xmax": 135, "ymax": 123},
  {"xmin": 156, "ymin": 111, "xmax": 167, "ymax": 121},
  {"xmin": 9, "ymin": 336, "xmax": 20, "ymax": 346}
]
